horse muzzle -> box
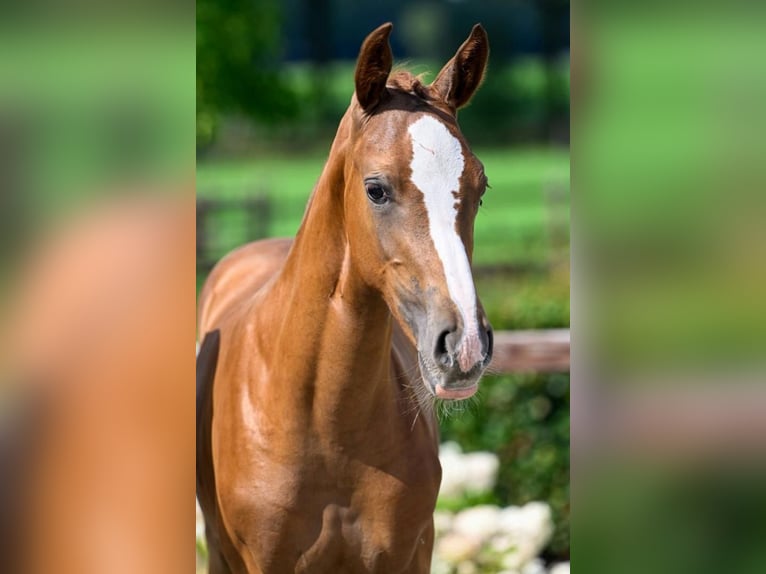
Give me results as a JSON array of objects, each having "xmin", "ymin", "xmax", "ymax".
[{"xmin": 417, "ymin": 316, "xmax": 493, "ymax": 400}]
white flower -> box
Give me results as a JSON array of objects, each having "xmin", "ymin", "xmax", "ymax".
[
  {"xmin": 456, "ymin": 561, "xmax": 479, "ymax": 574},
  {"xmin": 498, "ymin": 502, "xmax": 553, "ymax": 546},
  {"xmin": 432, "ymin": 442, "xmax": 560, "ymax": 574},
  {"xmin": 521, "ymin": 558, "xmax": 547, "ymax": 574},
  {"xmin": 435, "ymin": 532, "xmax": 483, "ymax": 564},
  {"xmin": 440, "ymin": 441, "xmax": 463, "ymax": 457},
  {"xmin": 496, "ymin": 503, "xmax": 554, "ymax": 570},
  {"xmin": 489, "ymin": 532, "xmax": 516, "ymax": 554},
  {"xmin": 463, "ymin": 452, "xmax": 500, "ymax": 493},
  {"xmin": 438, "ymin": 443, "xmax": 500, "ymax": 499},
  {"xmin": 439, "ymin": 443, "xmax": 468, "ymax": 499},
  {"xmin": 452, "ymin": 505, "xmax": 502, "ymax": 541},
  {"xmin": 520, "ymin": 502, "xmax": 554, "ymax": 547},
  {"xmin": 433, "ymin": 510, "xmax": 454, "ymax": 537},
  {"xmin": 430, "ymin": 554, "xmax": 453, "ymax": 574},
  {"xmin": 502, "ymin": 549, "xmax": 530, "ymax": 572}
]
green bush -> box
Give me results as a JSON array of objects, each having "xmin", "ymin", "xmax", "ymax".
[{"xmin": 477, "ymin": 270, "xmax": 570, "ymax": 331}]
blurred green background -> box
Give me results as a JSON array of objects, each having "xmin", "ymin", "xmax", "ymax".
[
  {"xmin": 196, "ymin": 0, "xmax": 570, "ymax": 563},
  {"xmin": 575, "ymin": 8, "xmax": 766, "ymax": 573}
]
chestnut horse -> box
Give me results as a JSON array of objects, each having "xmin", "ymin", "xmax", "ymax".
[{"xmin": 197, "ymin": 23, "xmax": 493, "ymax": 574}]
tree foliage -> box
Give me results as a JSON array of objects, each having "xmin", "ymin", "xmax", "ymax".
[{"xmin": 196, "ymin": 0, "xmax": 298, "ymax": 145}]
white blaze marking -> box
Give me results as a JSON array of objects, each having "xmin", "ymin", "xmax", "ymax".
[{"xmin": 408, "ymin": 115, "xmax": 481, "ymax": 372}]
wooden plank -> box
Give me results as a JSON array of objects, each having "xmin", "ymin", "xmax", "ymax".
[{"xmin": 489, "ymin": 329, "xmax": 570, "ymax": 373}]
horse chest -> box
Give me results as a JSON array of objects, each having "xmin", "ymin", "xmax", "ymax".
[{"xmin": 223, "ymin": 445, "xmax": 440, "ymax": 573}]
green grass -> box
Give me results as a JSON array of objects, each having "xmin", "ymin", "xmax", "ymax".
[{"xmin": 196, "ymin": 147, "xmax": 569, "ymax": 268}]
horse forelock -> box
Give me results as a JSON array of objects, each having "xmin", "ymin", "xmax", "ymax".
[
  {"xmin": 351, "ymin": 70, "xmax": 445, "ymax": 125},
  {"xmin": 386, "ymin": 70, "xmax": 434, "ymax": 101}
]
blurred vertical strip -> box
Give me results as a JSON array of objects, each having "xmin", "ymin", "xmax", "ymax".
[
  {"xmin": 0, "ymin": 2, "xmax": 194, "ymax": 574},
  {"xmin": 574, "ymin": 3, "xmax": 766, "ymax": 574}
]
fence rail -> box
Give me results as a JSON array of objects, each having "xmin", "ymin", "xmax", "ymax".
[{"xmin": 489, "ymin": 329, "xmax": 570, "ymax": 373}]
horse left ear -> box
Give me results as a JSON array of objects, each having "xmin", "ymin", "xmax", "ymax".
[
  {"xmin": 431, "ymin": 24, "xmax": 489, "ymax": 110},
  {"xmin": 355, "ymin": 23, "xmax": 394, "ymax": 113}
]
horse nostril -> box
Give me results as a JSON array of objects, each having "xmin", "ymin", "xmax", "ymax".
[
  {"xmin": 485, "ymin": 327, "xmax": 494, "ymax": 361},
  {"xmin": 435, "ymin": 329, "xmax": 452, "ymax": 367}
]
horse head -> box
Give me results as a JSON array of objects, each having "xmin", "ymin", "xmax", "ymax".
[{"xmin": 341, "ymin": 23, "xmax": 493, "ymax": 400}]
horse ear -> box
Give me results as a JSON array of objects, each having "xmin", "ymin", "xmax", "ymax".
[
  {"xmin": 355, "ymin": 23, "xmax": 394, "ymax": 113},
  {"xmin": 431, "ymin": 24, "xmax": 489, "ymax": 110}
]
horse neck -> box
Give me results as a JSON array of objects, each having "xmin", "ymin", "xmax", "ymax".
[{"xmin": 259, "ymin": 113, "xmax": 400, "ymax": 437}]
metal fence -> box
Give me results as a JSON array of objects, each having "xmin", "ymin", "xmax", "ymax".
[{"xmin": 196, "ymin": 196, "xmax": 272, "ymax": 274}]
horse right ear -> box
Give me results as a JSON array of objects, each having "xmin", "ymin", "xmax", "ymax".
[
  {"xmin": 355, "ymin": 23, "xmax": 393, "ymax": 113},
  {"xmin": 431, "ymin": 24, "xmax": 489, "ymax": 111}
]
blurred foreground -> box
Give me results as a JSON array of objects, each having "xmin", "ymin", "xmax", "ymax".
[
  {"xmin": 0, "ymin": 9, "xmax": 194, "ymax": 574},
  {"xmin": 574, "ymin": 5, "xmax": 766, "ymax": 573},
  {"xmin": 1, "ymin": 193, "xmax": 195, "ymax": 574}
]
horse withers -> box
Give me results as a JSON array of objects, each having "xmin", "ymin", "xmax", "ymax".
[{"xmin": 197, "ymin": 23, "xmax": 493, "ymax": 574}]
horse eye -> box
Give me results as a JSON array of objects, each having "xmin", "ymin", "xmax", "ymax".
[{"xmin": 365, "ymin": 183, "xmax": 388, "ymax": 205}]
